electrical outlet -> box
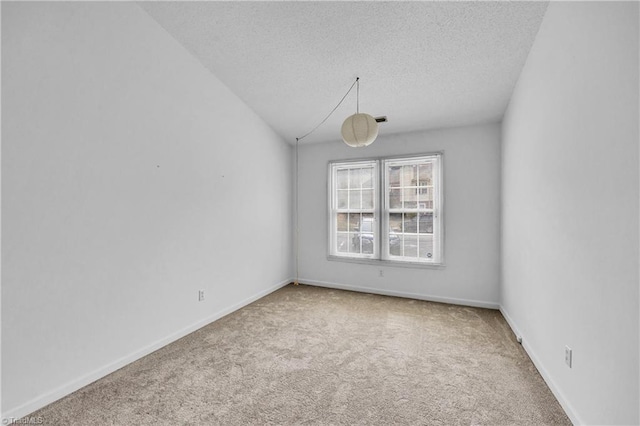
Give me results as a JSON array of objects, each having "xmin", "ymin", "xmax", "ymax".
[
  {"xmin": 565, "ymin": 346, "xmax": 572, "ymax": 368},
  {"xmin": 379, "ymin": 270, "xmax": 384, "ymax": 277},
  {"xmin": 198, "ymin": 290, "xmax": 205, "ymax": 302}
]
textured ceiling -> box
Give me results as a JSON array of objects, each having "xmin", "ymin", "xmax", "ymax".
[{"xmin": 139, "ymin": 1, "xmax": 548, "ymax": 144}]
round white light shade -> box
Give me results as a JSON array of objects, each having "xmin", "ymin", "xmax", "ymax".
[{"xmin": 341, "ymin": 113, "xmax": 379, "ymax": 147}]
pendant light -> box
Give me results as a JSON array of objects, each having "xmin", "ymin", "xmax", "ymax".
[{"xmin": 341, "ymin": 78, "xmax": 379, "ymax": 147}]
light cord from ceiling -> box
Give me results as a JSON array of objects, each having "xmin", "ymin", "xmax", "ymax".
[
  {"xmin": 295, "ymin": 77, "xmax": 358, "ymax": 142},
  {"xmin": 356, "ymin": 78, "xmax": 359, "ymax": 114},
  {"xmin": 293, "ymin": 77, "xmax": 359, "ymax": 286}
]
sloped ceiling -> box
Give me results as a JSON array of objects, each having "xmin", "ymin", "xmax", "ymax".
[{"xmin": 139, "ymin": 1, "xmax": 548, "ymax": 144}]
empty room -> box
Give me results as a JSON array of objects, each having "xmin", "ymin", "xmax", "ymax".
[{"xmin": 1, "ymin": 1, "xmax": 638, "ymax": 425}]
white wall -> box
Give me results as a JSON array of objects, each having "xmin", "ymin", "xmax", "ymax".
[
  {"xmin": 297, "ymin": 124, "xmax": 501, "ymax": 308},
  {"xmin": 1, "ymin": 2, "xmax": 292, "ymax": 420},
  {"xmin": 501, "ymin": 2, "xmax": 639, "ymax": 425}
]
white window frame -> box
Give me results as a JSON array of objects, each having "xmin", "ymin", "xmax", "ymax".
[
  {"xmin": 381, "ymin": 155, "xmax": 443, "ymax": 264},
  {"xmin": 328, "ymin": 160, "xmax": 379, "ymax": 260},
  {"xmin": 328, "ymin": 153, "xmax": 444, "ymax": 267}
]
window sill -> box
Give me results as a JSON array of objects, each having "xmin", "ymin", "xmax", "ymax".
[{"xmin": 327, "ymin": 255, "xmax": 445, "ymax": 269}]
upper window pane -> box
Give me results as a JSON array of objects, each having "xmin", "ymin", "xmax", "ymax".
[
  {"xmin": 362, "ymin": 189, "xmax": 374, "ymax": 209},
  {"xmin": 361, "ymin": 168, "xmax": 374, "ymax": 189},
  {"xmin": 418, "ymin": 187, "xmax": 433, "ymax": 209},
  {"xmin": 337, "ymin": 190, "xmax": 348, "ymax": 209},
  {"xmin": 389, "ymin": 188, "xmax": 402, "ymax": 209},
  {"xmin": 402, "ymin": 165, "xmax": 417, "ymax": 186},
  {"xmin": 418, "ymin": 164, "xmax": 432, "ymax": 186},
  {"xmin": 349, "ymin": 190, "xmax": 361, "ymax": 209},
  {"xmin": 349, "ymin": 168, "xmax": 363, "ymax": 189},
  {"xmin": 403, "ymin": 188, "xmax": 418, "ymax": 209},
  {"xmin": 336, "ymin": 169, "xmax": 349, "ymax": 189},
  {"xmin": 388, "ymin": 166, "xmax": 401, "ymax": 188}
]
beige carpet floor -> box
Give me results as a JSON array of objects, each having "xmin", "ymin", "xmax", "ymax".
[{"xmin": 26, "ymin": 284, "xmax": 570, "ymax": 425}]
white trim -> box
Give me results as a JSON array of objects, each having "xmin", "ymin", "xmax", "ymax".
[
  {"xmin": 299, "ymin": 278, "xmax": 499, "ymax": 309},
  {"xmin": 326, "ymin": 255, "xmax": 445, "ymax": 269},
  {"xmin": 499, "ymin": 306, "xmax": 582, "ymax": 426},
  {"xmin": 1, "ymin": 278, "xmax": 293, "ymax": 423}
]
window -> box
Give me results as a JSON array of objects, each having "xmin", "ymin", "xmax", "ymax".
[
  {"xmin": 328, "ymin": 161, "xmax": 379, "ymax": 259},
  {"xmin": 329, "ymin": 154, "xmax": 442, "ymax": 265}
]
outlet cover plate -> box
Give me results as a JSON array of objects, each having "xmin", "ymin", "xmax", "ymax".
[{"xmin": 565, "ymin": 346, "xmax": 572, "ymax": 368}]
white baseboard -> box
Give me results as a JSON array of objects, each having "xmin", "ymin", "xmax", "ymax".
[
  {"xmin": 499, "ymin": 306, "xmax": 582, "ymax": 426},
  {"xmin": 299, "ymin": 278, "xmax": 500, "ymax": 310},
  {"xmin": 1, "ymin": 278, "xmax": 292, "ymax": 423}
]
